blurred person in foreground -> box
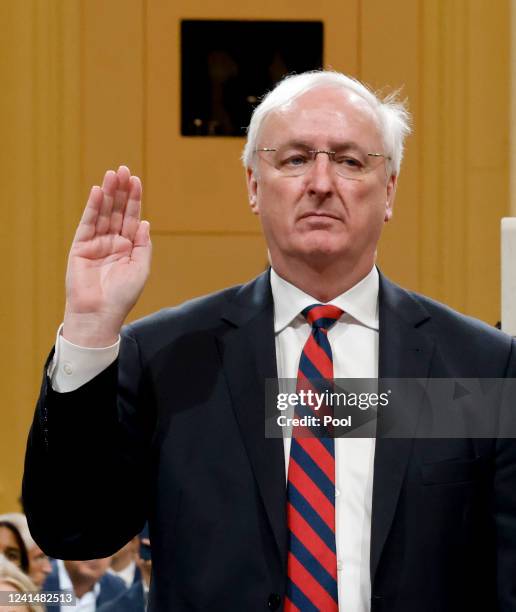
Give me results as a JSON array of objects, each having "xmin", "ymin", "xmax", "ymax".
[
  {"xmin": 43, "ymin": 558, "xmax": 125, "ymax": 611},
  {"xmin": 0, "ymin": 514, "xmax": 51, "ymax": 588},
  {"xmin": 0, "ymin": 555, "xmax": 43, "ymax": 612},
  {"xmin": 23, "ymin": 70, "xmax": 516, "ymax": 611},
  {"xmin": 98, "ymin": 526, "xmax": 151, "ymax": 612},
  {"xmin": 0, "ymin": 523, "xmax": 29, "ymax": 575},
  {"xmin": 107, "ymin": 536, "xmax": 140, "ymax": 588}
]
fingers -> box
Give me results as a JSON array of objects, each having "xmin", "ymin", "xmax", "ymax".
[
  {"xmin": 74, "ymin": 185, "xmax": 104, "ymax": 242},
  {"xmin": 121, "ymin": 175, "xmax": 142, "ymax": 241},
  {"xmin": 95, "ymin": 170, "xmax": 118, "ymax": 234},
  {"xmin": 109, "ymin": 165, "xmax": 131, "ymax": 234},
  {"xmin": 75, "ymin": 166, "xmax": 142, "ymax": 244}
]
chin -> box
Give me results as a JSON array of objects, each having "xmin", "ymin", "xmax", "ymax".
[{"xmin": 299, "ymin": 234, "xmax": 348, "ymax": 259}]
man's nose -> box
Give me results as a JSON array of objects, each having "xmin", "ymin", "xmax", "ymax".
[{"xmin": 306, "ymin": 153, "xmax": 335, "ymax": 196}]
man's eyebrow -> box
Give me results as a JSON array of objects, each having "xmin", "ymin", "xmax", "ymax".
[
  {"xmin": 275, "ymin": 140, "xmax": 312, "ymax": 149},
  {"xmin": 328, "ymin": 141, "xmax": 367, "ymax": 151},
  {"xmin": 278, "ymin": 139, "xmax": 367, "ymax": 151}
]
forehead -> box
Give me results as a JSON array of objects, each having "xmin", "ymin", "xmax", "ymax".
[
  {"xmin": 0, "ymin": 526, "xmax": 18, "ymax": 547},
  {"xmin": 260, "ymin": 87, "xmax": 382, "ymax": 148}
]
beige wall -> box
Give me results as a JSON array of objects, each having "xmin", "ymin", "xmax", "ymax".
[{"xmin": 0, "ymin": 0, "xmax": 509, "ymax": 511}]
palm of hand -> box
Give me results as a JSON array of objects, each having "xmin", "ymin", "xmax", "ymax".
[
  {"xmin": 68, "ymin": 233, "xmax": 146, "ymax": 314},
  {"xmin": 64, "ymin": 166, "xmax": 151, "ymax": 342}
]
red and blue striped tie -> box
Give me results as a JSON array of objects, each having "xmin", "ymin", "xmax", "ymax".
[{"xmin": 285, "ymin": 304, "xmax": 343, "ymax": 611}]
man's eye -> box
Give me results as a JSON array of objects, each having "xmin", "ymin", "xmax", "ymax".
[
  {"xmin": 335, "ymin": 156, "xmax": 363, "ymax": 169},
  {"xmin": 282, "ymin": 155, "xmax": 309, "ymax": 167}
]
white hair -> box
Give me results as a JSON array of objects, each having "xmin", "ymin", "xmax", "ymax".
[
  {"xmin": 242, "ymin": 70, "xmax": 411, "ymax": 176},
  {"xmin": 0, "ymin": 514, "xmax": 35, "ymax": 550}
]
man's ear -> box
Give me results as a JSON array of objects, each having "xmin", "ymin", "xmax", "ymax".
[
  {"xmin": 246, "ymin": 167, "xmax": 259, "ymax": 215},
  {"xmin": 384, "ymin": 173, "xmax": 397, "ymax": 223}
]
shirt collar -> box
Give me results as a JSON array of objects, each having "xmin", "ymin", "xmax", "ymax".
[
  {"xmin": 270, "ymin": 265, "xmax": 379, "ymax": 333},
  {"xmin": 57, "ymin": 559, "xmax": 72, "ymax": 591},
  {"xmin": 108, "ymin": 561, "xmax": 136, "ymax": 587},
  {"xmin": 57, "ymin": 560, "xmax": 101, "ymax": 601}
]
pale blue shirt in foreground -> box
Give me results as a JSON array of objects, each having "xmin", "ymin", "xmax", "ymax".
[{"xmin": 51, "ymin": 266, "xmax": 379, "ymax": 611}]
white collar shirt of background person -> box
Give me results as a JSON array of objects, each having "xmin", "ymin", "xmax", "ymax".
[
  {"xmin": 270, "ymin": 265, "xmax": 379, "ymax": 612},
  {"xmin": 56, "ymin": 559, "xmax": 101, "ymax": 612},
  {"xmin": 107, "ymin": 559, "xmax": 136, "ymax": 588}
]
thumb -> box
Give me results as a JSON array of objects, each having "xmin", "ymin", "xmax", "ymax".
[{"xmin": 132, "ymin": 220, "xmax": 152, "ymax": 266}]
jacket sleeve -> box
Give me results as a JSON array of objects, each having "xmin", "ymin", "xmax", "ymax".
[{"xmin": 22, "ymin": 326, "xmax": 153, "ymax": 560}]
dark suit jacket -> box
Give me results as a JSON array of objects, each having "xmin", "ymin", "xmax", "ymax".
[
  {"xmin": 23, "ymin": 271, "xmax": 516, "ymax": 611},
  {"xmin": 97, "ymin": 580, "xmax": 146, "ymax": 612},
  {"xmin": 43, "ymin": 559, "xmax": 126, "ymax": 609}
]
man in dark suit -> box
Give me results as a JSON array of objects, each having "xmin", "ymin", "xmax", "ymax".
[{"xmin": 23, "ymin": 71, "xmax": 516, "ymax": 611}]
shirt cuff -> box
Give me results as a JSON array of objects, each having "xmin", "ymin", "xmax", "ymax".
[{"xmin": 48, "ymin": 323, "xmax": 120, "ymax": 393}]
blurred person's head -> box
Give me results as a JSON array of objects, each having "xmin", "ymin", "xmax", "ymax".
[
  {"xmin": 0, "ymin": 514, "xmax": 50, "ymax": 588},
  {"xmin": 0, "ymin": 522, "xmax": 29, "ymax": 574},
  {"xmin": 26, "ymin": 547, "xmax": 51, "ymax": 589},
  {"xmin": 63, "ymin": 558, "xmax": 111, "ymax": 599},
  {"xmin": 110, "ymin": 536, "xmax": 138, "ymax": 572},
  {"xmin": 0, "ymin": 515, "xmax": 32, "ymax": 547},
  {"xmin": 0, "ymin": 555, "xmax": 43, "ymax": 612}
]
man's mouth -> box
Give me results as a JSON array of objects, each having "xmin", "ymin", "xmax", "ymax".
[{"xmin": 299, "ymin": 211, "xmax": 341, "ymax": 221}]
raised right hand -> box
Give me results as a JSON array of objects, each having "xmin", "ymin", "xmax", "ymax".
[{"xmin": 63, "ymin": 166, "xmax": 152, "ymax": 347}]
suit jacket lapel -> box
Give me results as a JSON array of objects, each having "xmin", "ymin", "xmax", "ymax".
[
  {"xmin": 370, "ymin": 273, "xmax": 435, "ymax": 582},
  {"xmin": 216, "ymin": 271, "xmax": 287, "ymax": 570}
]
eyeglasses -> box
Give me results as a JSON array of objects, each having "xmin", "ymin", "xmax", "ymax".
[{"xmin": 255, "ymin": 146, "xmax": 391, "ymax": 180}]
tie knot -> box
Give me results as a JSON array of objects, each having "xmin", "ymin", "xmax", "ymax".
[{"xmin": 302, "ymin": 304, "xmax": 343, "ymax": 330}]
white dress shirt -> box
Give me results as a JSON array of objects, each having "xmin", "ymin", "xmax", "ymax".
[
  {"xmin": 107, "ymin": 559, "xmax": 136, "ymax": 588},
  {"xmin": 49, "ymin": 326, "xmax": 119, "ymax": 393},
  {"xmin": 51, "ymin": 267, "xmax": 379, "ymax": 611}
]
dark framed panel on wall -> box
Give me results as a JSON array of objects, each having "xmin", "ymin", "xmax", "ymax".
[{"xmin": 181, "ymin": 20, "xmax": 324, "ymax": 137}]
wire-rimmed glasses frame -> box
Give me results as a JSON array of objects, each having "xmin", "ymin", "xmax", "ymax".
[{"xmin": 255, "ymin": 146, "xmax": 392, "ymax": 180}]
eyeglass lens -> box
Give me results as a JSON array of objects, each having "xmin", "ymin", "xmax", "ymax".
[{"xmin": 258, "ymin": 146, "xmax": 387, "ymax": 179}]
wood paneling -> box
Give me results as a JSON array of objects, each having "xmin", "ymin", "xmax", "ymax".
[
  {"xmin": 131, "ymin": 234, "xmax": 268, "ymax": 321},
  {"xmin": 360, "ymin": 0, "xmax": 421, "ymax": 291},
  {"xmin": 415, "ymin": 0, "xmax": 509, "ymax": 319},
  {"xmin": 0, "ymin": 0, "xmax": 510, "ymax": 512}
]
